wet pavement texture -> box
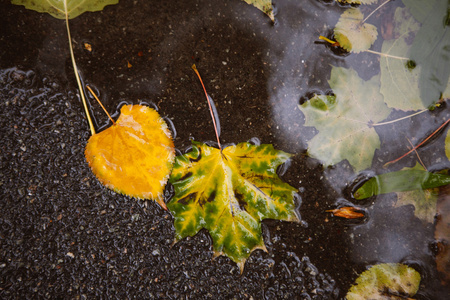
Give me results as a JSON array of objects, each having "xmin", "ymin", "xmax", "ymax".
[{"xmin": 1, "ymin": 0, "xmax": 450, "ymax": 299}]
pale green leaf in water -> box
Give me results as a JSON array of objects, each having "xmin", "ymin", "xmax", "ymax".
[
  {"xmin": 346, "ymin": 263, "xmax": 421, "ymax": 300},
  {"xmin": 298, "ymin": 66, "xmax": 391, "ymax": 172},
  {"xmin": 11, "ymin": 0, "xmax": 119, "ymax": 19},
  {"xmin": 334, "ymin": 8, "xmax": 378, "ymax": 53},
  {"xmin": 409, "ymin": 0, "xmax": 450, "ymax": 108},
  {"xmin": 379, "ymin": 7, "xmax": 425, "ymax": 110},
  {"xmin": 242, "ymin": 0, "xmax": 274, "ymax": 21},
  {"xmin": 353, "ymin": 162, "xmax": 450, "ymax": 200}
]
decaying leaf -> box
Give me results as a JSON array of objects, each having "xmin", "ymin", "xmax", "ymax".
[
  {"xmin": 395, "ymin": 163, "xmax": 440, "ymax": 223},
  {"xmin": 346, "ymin": 263, "xmax": 421, "ymax": 300},
  {"xmin": 334, "ymin": 8, "xmax": 378, "ymax": 53},
  {"xmin": 168, "ymin": 141, "xmax": 298, "ymax": 271},
  {"xmin": 326, "ymin": 206, "xmax": 365, "ymax": 219},
  {"xmin": 242, "ymin": 0, "xmax": 274, "ymax": 21},
  {"xmin": 11, "ymin": 0, "xmax": 119, "ymax": 19},
  {"xmin": 85, "ymin": 104, "xmax": 175, "ymax": 209},
  {"xmin": 298, "ymin": 66, "xmax": 391, "ymax": 172}
]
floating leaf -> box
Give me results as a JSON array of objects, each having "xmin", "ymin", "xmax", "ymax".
[
  {"xmin": 326, "ymin": 206, "xmax": 365, "ymax": 219},
  {"xmin": 168, "ymin": 141, "xmax": 298, "ymax": 271},
  {"xmin": 409, "ymin": 0, "xmax": 450, "ymax": 109},
  {"xmin": 379, "ymin": 7, "xmax": 424, "ymax": 110},
  {"xmin": 11, "ymin": 0, "xmax": 119, "ymax": 19},
  {"xmin": 298, "ymin": 66, "xmax": 391, "ymax": 172},
  {"xmin": 85, "ymin": 104, "xmax": 175, "ymax": 209},
  {"xmin": 353, "ymin": 163, "xmax": 450, "ymax": 200},
  {"xmin": 242, "ymin": 0, "xmax": 274, "ymax": 21},
  {"xmin": 334, "ymin": 8, "xmax": 378, "ymax": 53},
  {"xmin": 380, "ymin": 3, "xmax": 450, "ymax": 110},
  {"xmin": 346, "ymin": 263, "xmax": 421, "ymax": 300}
]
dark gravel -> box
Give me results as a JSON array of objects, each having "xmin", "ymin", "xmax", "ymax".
[{"xmin": 1, "ymin": 0, "xmax": 449, "ymax": 299}]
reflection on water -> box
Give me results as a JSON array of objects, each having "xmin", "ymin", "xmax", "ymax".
[{"xmin": 264, "ymin": 0, "xmax": 450, "ymax": 297}]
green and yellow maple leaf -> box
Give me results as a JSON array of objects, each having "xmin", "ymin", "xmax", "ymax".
[
  {"xmin": 11, "ymin": 0, "xmax": 118, "ymax": 19},
  {"xmin": 298, "ymin": 66, "xmax": 391, "ymax": 172},
  {"xmin": 334, "ymin": 8, "xmax": 378, "ymax": 53},
  {"xmin": 346, "ymin": 263, "xmax": 421, "ymax": 300},
  {"xmin": 168, "ymin": 141, "xmax": 298, "ymax": 271}
]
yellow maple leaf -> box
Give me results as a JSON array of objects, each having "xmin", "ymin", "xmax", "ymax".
[{"xmin": 85, "ymin": 104, "xmax": 175, "ymax": 209}]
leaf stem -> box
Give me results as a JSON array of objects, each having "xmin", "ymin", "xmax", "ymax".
[
  {"xmin": 64, "ymin": 4, "xmax": 95, "ymax": 135},
  {"xmin": 362, "ymin": 0, "xmax": 391, "ymax": 24},
  {"xmin": 86, "ymin": 85, "xmax": 116, "ymax": 126},
  {"xmin": 364, "ymin": 49, "xmax": 409, "ymax": 60},
  {"xmin": 384, "ymin": 118, "xmax": 450, "ymax": 167},
  {"xmin": 319, "ymin": 35, "xmax": 336, "ymax": 44},
  {"xmin": 373, "ymin": 109, "xmax": 428, "ymax": 126},
  {"xmin": 191, "ymin": 64, "xmax": 222, "ymax": 151}
]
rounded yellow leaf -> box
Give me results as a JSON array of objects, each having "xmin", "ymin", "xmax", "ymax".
[{"xmin": 85, "ymin": 104, "xmax": 175, "ymax": 209}]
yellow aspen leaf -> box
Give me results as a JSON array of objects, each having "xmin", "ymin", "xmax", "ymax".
[{"xmin": 85, "ymin": 104, "xmax": 175, "ymax": 209}]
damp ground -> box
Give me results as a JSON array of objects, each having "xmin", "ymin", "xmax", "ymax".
[{"xmin": 1, "ymin": 0, "xmax": 449, "ymax": 299}]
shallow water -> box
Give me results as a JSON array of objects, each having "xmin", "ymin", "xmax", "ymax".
[{"xmin": 1, "ymin": 0, "xmax": 449, "ymax": 298}]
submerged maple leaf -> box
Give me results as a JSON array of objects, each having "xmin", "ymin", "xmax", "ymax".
[
  {"xmin": 168, "ymin": 141, "xmax": 298, "ymax": 271},
  {"xmin": 85, "ymin": 104, "xmax": 175, "ymax": 209},
  {"xmin": 298, "ymin": 66, "xmax": 391, "ymax": 172}
]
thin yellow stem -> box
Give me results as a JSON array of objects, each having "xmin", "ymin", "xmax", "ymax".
[
  {"xmin": 319, "ymin": 35, "xmax": 337, "ymax": 45},
  {"xmin": 86, "ymin": 85, "xmax": 116, "ymax": 126},
  {"xmin": 65, "ymin": 3, "xmax": 95, "ymax": 135}
]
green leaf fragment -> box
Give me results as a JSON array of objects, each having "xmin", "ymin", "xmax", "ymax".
[
  {"xmin": 168, "ymin": 141, "xmax": 298, "ymax": 271},
  {"xmin": 11, "ymin": 0, "xmax": 119, "ymax": 19},
  {"xmin": 334, "ymin": 8, "xmax": 378, "ymax": 53},
  {"xmin": 354, "ymin": 164, "xmax": 450, "ymax": 200},
  {"xmin": 346, "ymin": 263, "xmax": 421, "ymax": 300},
  {"xmin": 242, "ymin": 0, "xmax": 274, "ymax": 21},
  {"xmin": 299, "ymin": 66, "xmax": 391, "ymax": 172}
]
